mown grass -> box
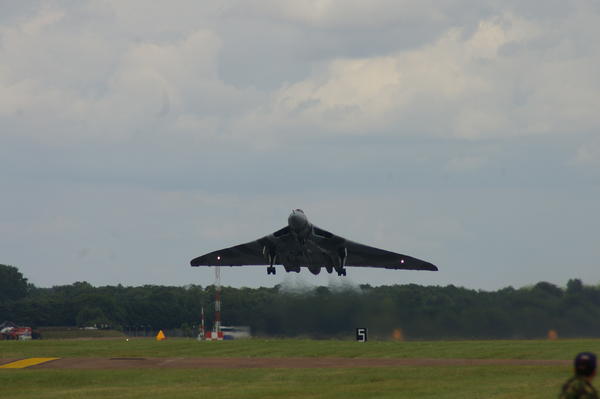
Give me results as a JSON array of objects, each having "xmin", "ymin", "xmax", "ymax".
[
  {"xmin": 2, "ymin": 337, "xmax": 600, "ymax": 359},
  {"xmin": 0, "ymin": 365, "xmax": 569, "ymax": 399},
  {"xmin": 38, "ymin": 328, "xmax": 125, "ymax": 339}
]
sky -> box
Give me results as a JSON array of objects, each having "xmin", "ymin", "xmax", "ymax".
[{"xmin": 1, "ymin": 0, "xmax": 599, "ymax": 291}]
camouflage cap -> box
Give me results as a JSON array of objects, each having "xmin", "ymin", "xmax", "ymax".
[{"xmin": 575, "ymin": 352, "xmax": 597, "ymax": 376}]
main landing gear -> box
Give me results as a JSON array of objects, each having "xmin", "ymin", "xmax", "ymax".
[
  {"xmin": 263, "ymin": 246, "xmax": 277, "ymax": 275},
  {"xmin": 336, "ymin": 247, "xmax": 348, "ymax": 276}
]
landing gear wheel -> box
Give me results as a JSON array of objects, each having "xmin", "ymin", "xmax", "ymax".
[
  {"xmin": 267, "ymin": 266, "xmax": 276, "ymax": 275},
  {"xmin": 336, "ymin": 268, "xmax": 347, "ymax": 276}
]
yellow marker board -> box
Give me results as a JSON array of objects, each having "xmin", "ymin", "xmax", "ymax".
[{"xmin": 0, "ymin": 357, "xmax": 60, "ymax": 369}]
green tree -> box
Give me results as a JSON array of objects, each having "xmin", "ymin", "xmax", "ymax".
[
  {"xmin": 76, "ymin": 307, "xmax": 110, "ymax": 327},
  {"xmin": 0, "ymin": 264, "xmax": 29, "ymax": 302},
  {"xmin": 7, "ymin": 264, "xmax": 600, "ymax": 339}
]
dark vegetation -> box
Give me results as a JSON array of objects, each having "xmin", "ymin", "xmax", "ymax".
[{"xmin": 1, "ymin": 264, "xmax": 599, "ymax": 339}]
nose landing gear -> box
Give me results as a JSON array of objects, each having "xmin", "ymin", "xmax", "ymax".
[{"xmin": 267, "ymin": 266, "xmax": 276, "ymax": 275}]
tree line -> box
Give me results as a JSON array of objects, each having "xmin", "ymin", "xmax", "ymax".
[{"xmin": 2, "ymin": 264, "xmax": 600, "ymax": 339}]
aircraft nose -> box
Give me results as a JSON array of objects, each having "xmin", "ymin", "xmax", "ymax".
[{"xmin": 288, "ymin": 212, "xmax": 307, "ymax": 230}]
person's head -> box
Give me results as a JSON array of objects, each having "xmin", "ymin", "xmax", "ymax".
[{"xmin": 575, "ymin": 352, "xmax": 597, "ymax": 378}]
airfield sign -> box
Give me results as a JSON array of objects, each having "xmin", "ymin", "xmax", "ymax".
[{"xmin": 356, "ymin": 328, "xmax": 368, "ymax": 342}]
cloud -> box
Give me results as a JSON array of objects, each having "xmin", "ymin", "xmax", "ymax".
[
  {"xmin": 0, "ymin": 7, "xmax": 261, "ymax": 145},
  {"xmin": 445, "ymin": 155, "xmax": 488, "ymax": 172},
  {"xmin": 575, "ymin": 138, "xmax": 600, "ymax": 166},
  {"xmin": 241, "ymin": 11, "xmax": 600, "ymax": 142},
  {"xmin": 241, "ymin": 0, "xmax": 448, "ymax": 29},
  {"xmin": 2, "ymin": 3, "xmax": 599, "ymax": 149},
  {"xmin": 1, "ymin": 1, "xmax": 600, "ymax": 290}
]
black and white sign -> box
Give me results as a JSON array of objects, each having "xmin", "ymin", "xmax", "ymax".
[{"xmin": 356, "ymin": 327, "xmax": 368, "ymax": 342}]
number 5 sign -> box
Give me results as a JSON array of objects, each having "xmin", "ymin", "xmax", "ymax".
[{"xmin": 356, "ymin": 327, "xmax": 368, "ymax": 342}]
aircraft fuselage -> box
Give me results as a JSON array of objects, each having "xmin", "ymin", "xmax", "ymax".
[{"xmin": 270, "ymin": 209, "xmax": 343, "ymax": 275}]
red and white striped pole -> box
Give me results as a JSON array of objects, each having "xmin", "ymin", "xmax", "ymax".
[{"xmin": 214, "ymin": 257, "xmax": 222, "ymax": 338}]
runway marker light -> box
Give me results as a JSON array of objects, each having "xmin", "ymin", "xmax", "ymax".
[{"xmin": 392, "ymin": 328, "xmax": 404, "ymax": 341}]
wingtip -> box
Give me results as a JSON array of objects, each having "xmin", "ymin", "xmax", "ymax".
[{"xmin": 423, "ymin": 262, "xmax": 438, "ymax": 271}]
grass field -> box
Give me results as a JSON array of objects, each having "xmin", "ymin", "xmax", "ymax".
[
  {"xmin": 2, "ymin": 337, "xmax": 600, "ymax": 359},
  {"xmin": 0, "ymin": 366, "xmax": 567, "ymax": 398},
  {"xmin": 2, "ymin": 338, "xmax": 598, "ymax": 398},
  {"xmin": 37, "ymin": 327, "xmax": 125, "ymax": 339}
]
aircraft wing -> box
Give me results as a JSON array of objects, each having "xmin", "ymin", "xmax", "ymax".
[
  {"xmin": 312, "ymin": 226, "xmax": 437, "ymax": 271},
  {"xmin": 190, "ymin": 227, "xmax": 289, "ymax": 267},
  {"xmin": 344, "ymin": 240, "xmax": 438, "ymax": 271},
  {"xmin": 190, "ymin": 241, "xmax": 266, "ymax": 266}
]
